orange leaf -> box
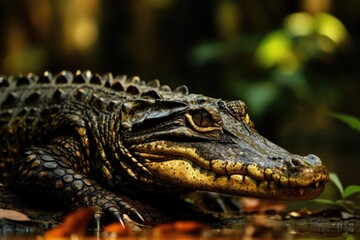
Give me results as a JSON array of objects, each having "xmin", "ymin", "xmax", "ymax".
[
  {"xmin": 103, "ymin": 222, "xmax": 132, "ymax": 236},
  {"xmin": 173, "ymin": 221, "xmax": 207, "ymax": 233},
  {"xmin": 155, "ymin": 221, "xmax": 207, "ymax": 234},
  {"xmin": 44, "ymin": 208, "xmax": 94, "ymax": 238}
]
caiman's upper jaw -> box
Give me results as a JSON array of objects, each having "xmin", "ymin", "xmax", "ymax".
[{"xmin": 133, "ymin": 141, "xmax": 329, "ymax": 201}]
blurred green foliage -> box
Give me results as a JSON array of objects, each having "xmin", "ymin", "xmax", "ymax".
[
  {"xmin": 314, "ymin": 172, "xmax": 360, "ymax": 213},
  {"xmin": 189, "ymin": 10, "xmax": 351, "ymax": 118},
  {"xmin": 331, "ymin": 113, "xmax": 360, "ymax": 132}
]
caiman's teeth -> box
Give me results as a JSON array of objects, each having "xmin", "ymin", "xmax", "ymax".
[
  {"xmin": 299, "ymin": 187, "xmax": 305, "ymax": 196},
  {"xmin": 230, "ymin": 174, "xmax": 244, "ymax": 182},
  {"xmin": 244, "ymin": 176, "xmax": 257, "ymax": 187},
  {"xmin": 315, "ymin": 182, "xmax": 320, "ymax": 188}
]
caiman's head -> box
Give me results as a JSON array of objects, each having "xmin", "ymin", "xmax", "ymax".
[{"xmin": 120, "ymin": 93, "xmax": 328, "ymax": 200}]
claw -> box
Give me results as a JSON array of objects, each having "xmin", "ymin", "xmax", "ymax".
[
  {"xmin": 215, "ymin": 198, "xmax": 228, "ymax": 214},
  {"xmin": 128, "ymin": 208, "xmax": 146, "ymax": 225},
  {"xmin": 113, "ymin": 211, "xmax": 126, "ymax": 229},
  {"xmin": 94, "ymin": 213, "xmax": 101, "ymax": 231}
]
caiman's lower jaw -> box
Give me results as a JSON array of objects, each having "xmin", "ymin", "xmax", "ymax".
[
  {"xmin": 142, "ymin": 159, "xmax": 327, "ymax": 201},
  {"xmin": 134, "ymin": 144, "xmax": 329, "ymax": 200}
]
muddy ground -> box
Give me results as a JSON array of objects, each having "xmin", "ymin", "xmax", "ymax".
[{"xmin": 0, "ymin": 185, "xmax": 359, "ymax": 239}]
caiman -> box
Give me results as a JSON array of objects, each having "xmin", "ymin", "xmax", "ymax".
[{"xmin": 0, "ymin": 70, "xmax": 328, "ymax": 227}]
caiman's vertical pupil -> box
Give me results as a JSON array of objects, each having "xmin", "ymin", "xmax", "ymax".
[{"xmin": 192, "ymin": 110, "xmax": 212, "ymax": 127}]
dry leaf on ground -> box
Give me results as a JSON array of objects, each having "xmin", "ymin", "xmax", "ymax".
[
  {"xmin": 0, "ymin": 208, "xmax": 31, "ymax": 221},
  {"xmin": 44, "ymin": 208, "xmax": 94, "ymax": 238}
]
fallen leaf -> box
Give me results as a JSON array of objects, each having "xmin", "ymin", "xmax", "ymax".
[
  {"xmin": 44, "ymin": 208, "xmax": 94, "ymax": 238},
  {"xmin": 241, "ymin": 197, "xmax": 286, "ymax": 213},
  {"xmin": 174, "ymin": 221, "xmax": 207, "ymax": 233},
  {"xmin": 155, "ymin": 221, "xmax": 207, "ymax": 234},
  {"xmin": 103, "ymin": 222, "xmax": 132, "ymax": 236},
  {"xmin": 244, "ymin": 214, "xmax": 289, "ymax": 240},
  {"xmin": 0, "ymin": 208, "xmax": 31, "ymax": 221}
]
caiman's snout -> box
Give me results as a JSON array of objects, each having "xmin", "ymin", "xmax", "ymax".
[
  {"xmin": 305, "ymin": 154, "xmax": 322, "ymax": 165},
  {"xmin": 286, "ymin": 154, "xmax": 322, "ymax": 169},
  {"xmin": 135, "ymin": 139, "xmax": 329, "ymax": 201}
]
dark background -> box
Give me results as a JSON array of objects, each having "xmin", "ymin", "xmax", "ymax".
[{"xmin": 0, "ymin": 0, "xmax": 359, "ymax": 198}]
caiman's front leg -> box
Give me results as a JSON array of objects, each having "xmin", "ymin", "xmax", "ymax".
[{"xmin": 10, "ymin": 141, "xmax": 144, "ymax": 229}]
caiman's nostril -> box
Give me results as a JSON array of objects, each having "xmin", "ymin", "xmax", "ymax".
[
  {"xmin": 306, "ymin": 154, "xmax": 322, "ymax": 165},
  {"xmin": 288, "ymin": 155, "xmax": 321, "ymax": 168},
  {"xmin": 290, "ymin": 158, "xmax": 301, "ymax": 167}
]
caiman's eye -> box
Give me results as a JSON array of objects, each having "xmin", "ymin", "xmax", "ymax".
[
  {"xmin": 185, "ymin": 109, "xmax": 221, "ymax": 132},
  {"xmin": 192, "ymin": 110, "xmax": 212, "ymax": 127}
]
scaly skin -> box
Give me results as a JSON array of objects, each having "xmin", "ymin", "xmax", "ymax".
[{"xmin": 0, "ymin": 70, "xmax": 329, "ymax": 227}]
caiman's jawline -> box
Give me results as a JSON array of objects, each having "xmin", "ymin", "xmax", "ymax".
[
  {"xmin": 133, "ymin": 140, "xmax": 328, "ymax": 200},
  {"xmin": 144, "ymin": 159, "xmax": 325, "ymax": 200},
  {"xmin": 145, "ymin": 159, "xmax": 324, "ymax": 200}
]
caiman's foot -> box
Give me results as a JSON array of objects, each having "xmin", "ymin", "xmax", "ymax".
[
  {"xmin": 53, "ymin": 176, "xmax": 147, "ymax": 229},
  {"xmin": 185, "ymin": 191, "xmax": 243, "ymax": 216},
  {"xmin": 11, "ymin": 147, "xmax": 147, "ymax": 229},
  {"xmin": 77, "ymin": 188, "xmax": 146, "ymax": 230}
]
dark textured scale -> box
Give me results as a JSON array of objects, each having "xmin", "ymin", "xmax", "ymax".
[
  {"xmin": 0, "ymin": 109, "xmax": 13, "ymax": 118},
  {"xmin": 90, "ymin": 74, "xmax": 102, "ymax": 85},
  {"xmin": 15, "ymin": 76, "xmax": 31, "ymax": 86},
  {"xmin": 25, "ymin": 117, "xmax": 35, "ymax": 125},
  {"xmin": 111, "ymin": 80, "xmax": 124, "ymax": 91},
  {"xmin": 107, "ymin": 99, "xmax": 122, "ymax": 111},
  {"xmin": 55, "ymin": 71, "xmax": 73, "ymax": 84},
  {"xmin": 63, "ymin": 174, "xmax": 74, "ymax": 183},
  {"xmin": 83, "ymin": 179, "xmax": 93, "ymax": 186},
  {"xmin": 43, "ymin": 162, "xmax": 58, "ymax": 169},
  {"xmin": 58, "ymin": 161, "xmax": 69, "ymax": 168},
  {"xmin": 54, "ymin": 169, "xmax": 66, "ymax": 177},
  {"xmin": 104, "ymin": 81, "xmax": 111, "ymax": 88},
  {"xmin": 73, "ymin": 174, "xmax": 83, "ymax": 179},
  {"xmin": 72, "ymin": 180, "xmax": 84, "ymax": 190},
  {"xmin": 38, "ymin": 71, "xmax": 52, "ymax": 84},
  {"xmin": 130, "ymin": 76, "xmax": 140, "ymax": 85},
  {"xmin": 0, "ymin": 76, "xmax": 9, "ymax": 88},
  {"xmin": 93, "ymin": 96, "xmax": 107, "ymax": 111},
  {"xmin": 30, "ymin": 160, "xmax": 41, "ymax": 168},
  {"xmin": 146, "ymin": 79, "xmax": 160, "ymax": 88},
  {"xmin": 126, "ymin": 85, "xmax": 140, "ymax": 95},
  {"xmin": 29, "ymin": 108, "xmax": 39, "ymax": 116},
  {"xmin": 73, "ymin": 72, "xmax": 87, "ymax": 84},
  {"xmin": 2, "ymin": 92, "xmax": 19, "ymax": 107},
  {"xmin": 103, "ymin": 73, "xmax": 114, "ymax": 88},
  {"xmin": 159, "ymin": 85, "xmax": 171, "ymax": 92},
  {"xmin": 55, "ymin": 75, "xmax": 68, "ymax": 84},
  {"xmin": 140, "ymin": 90, "xmax": 162, "ymax": 99},
  {"xmin": 74, "ymin": 88, "xmax": 90, "ymax": 101},
  {"xmin": 41, "ymin": 155, "xmax": 55, "ymax": 161},
  {"xmin": 26, "ymin": 73, "xmax": 38, "ymax": 83},
  {"xmin": 175, "ymin": 85, "xmax": 189, "ymax": 95},
  {"xmin": 24, "ymin": 153, "xmax": 37, "ymax": 163},
  {"xmin": 123, "ymin": 76, "xmax": 132, "ymax": 84},
  {"xmin": 196, "ymin": 97, "xmax": 208, "ymax": 105},
  {"xmin": 24, "ymin": 91, "xmax": 41, "ymax": 104},
  {"xmin": 52, "ymin": 89, "xmax": 67, "ymax": 100},
  {"xmin": 0, "ymin": 119, "xmax": 8, "ymax": 127},
  {"xmin": 104, "ymin": 195, "xmax": 114, "ymax": 200}
]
